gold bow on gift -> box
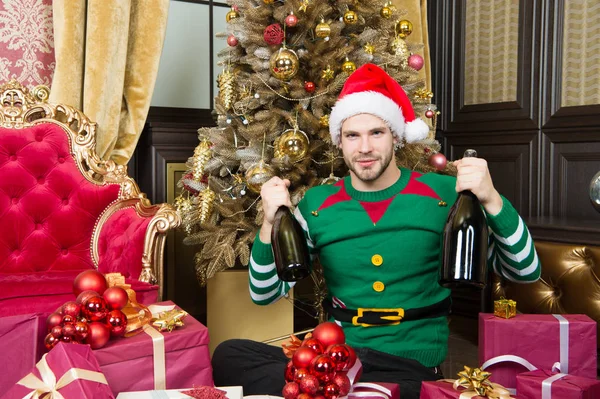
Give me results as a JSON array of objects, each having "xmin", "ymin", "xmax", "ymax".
[
  {"xmin": 442, "ymin": 366, "xmax": 514, "ymax": 399},
  {"xmin": 494, "ymin": 297, "xmax": 517, "ymax": 319},
  {"xmin": 152, "ymin": 309, "xmax": 188, "ymax": 332}
]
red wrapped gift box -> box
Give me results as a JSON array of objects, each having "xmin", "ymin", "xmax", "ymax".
[
  {"xmin": 3, "ymin": 342, "xmax": 114, "ymax": 399},
  {"xmin": 516, "ymin": 370, "xmax": 600, "ymax": 399},
  {"xmin": 0, "ymin": 312, "xmax": 48, "ymax": 392},
  {"xmin": 93, "ymin": 301, "xmax": 213, "ymax": 395},
  {"xmin": 478, "ymin": 313, "xmax": 596, "ymax": 389},
  {"xmin": 350, "ymin": 382, "xmax": 399, "ymax": 399}
]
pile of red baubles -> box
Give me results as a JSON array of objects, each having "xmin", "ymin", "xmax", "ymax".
[
  {"xmin": 44, "ymin": 270, "xmax": 129, "ymax": 351},
  {"xmin": 283, "ymin": 322, "xmax": 358, "ymax": 399}
]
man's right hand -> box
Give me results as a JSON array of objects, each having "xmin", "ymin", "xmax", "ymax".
[{"xmin": 259, "ymin": 176, "xmax": 292, "ymax": 243}]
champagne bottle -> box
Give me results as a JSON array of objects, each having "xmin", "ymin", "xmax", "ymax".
[
  {"xmin": 439, "ymin": 149, "xmax": 489, "ymax": 289},
  {"xmin": 271, "ymin": 206, "xmax": 311, "ymax": 282}
]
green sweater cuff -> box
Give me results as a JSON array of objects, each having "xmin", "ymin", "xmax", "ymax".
[
  {"xmin": 486, "ymin": 195, "xmax": 519, "ymax": 236},
  {"xmin": 252, "ymin": 230, "xmax": 275, "ymax": 264}
]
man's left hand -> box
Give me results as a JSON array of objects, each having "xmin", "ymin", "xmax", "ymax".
[{"xmin": 453, "ymin": 157, "xmax": 503, "ymax": 215}]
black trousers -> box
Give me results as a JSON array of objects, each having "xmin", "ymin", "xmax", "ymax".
[{"xmin": 212, "ymin": 339, "xmax": 443, "ymax": 399}]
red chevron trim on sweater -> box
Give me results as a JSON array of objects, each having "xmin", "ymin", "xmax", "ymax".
[
  {"xmin": 359, "ymin": 196, "xmax": 396, "ymax": 225},
  {"xmin": 400, "ymin": 172, "xmax": 441, "ymax": 200},
  {"xmin": 317, "ymin": 180, "xmax": 352, "ymax": 211}
]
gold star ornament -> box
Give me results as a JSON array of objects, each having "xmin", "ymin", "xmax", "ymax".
[
  {"xmin": 364, "ymin": 43, "xmax": 375, "ymax": 55},
  {"xmin": 321, "ymin": 65, "xmax": 335, "ymax": 81}
]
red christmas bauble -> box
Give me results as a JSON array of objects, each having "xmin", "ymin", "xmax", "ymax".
[
  {"xmin": 62, "ymin": 301, "xmax": 81, "ymax": 318},
  {"xmin": 326, "ymin": 344, "xmax": 350, "ymax": 371},
  {"xmin": 105, "ymin": 309, "xmax": 127, "ymax": 337},
  {"xmin": 44, "ymin": 333, "xmax": 60, "ymax": 350},
  {"xmin": 408, "ymin": 54, "xmax": 424, "ymax": 71},
  {"xmin": 428, "ymin": 152, "xmax": 447, "ymax": 171},
  {"xmin": 294, "ymin": 368, "xmax": 310, "ymax": 383},
  {"xmin": 73, "ymin": 270, "xmax": 108, "ymax": 297},
  {"xmin": 312, "ymin": 322, "xmax": 345, "ymax": 348},
  {"xmin": 61, "ymin": 314, "xmax": 75, "ymax": 325},
  {"xmin": 346, "ymin": 345, "xmax": 357, "ymax": 369},
  {"xmin": 76, "ymin": 290, "xmax": 100, "ymax": 305},
  {"xmin": 310, "ymin": 354, "xmax": 336, "ymax": 383},
  {"xmin": 285, "ymin": 360, "xmax": 297, "ymax": 383},
  {"xmin": 82, "ymin": 296, "xmax": 109, "ymax": 322},
  {"xmin": 297, "ymin": 394, "xmax": 313, "ymax": 399},
  {"xmin": 293, "ymin": 346, "xmax": 318, "ymax": 369},
  {"xmin": 304, "ymin": 81, "xmax": 315, "ymax": 93},
  {"xmin": 227, "ymin": 35, "xmax": 238, "ymax": 47},
  {"xmin": 46, "ymin": 312, "xmax": 63, "ymax": 331},
  {"xmin": 323, "ymin": 382, "xmax": 340, "ymax": 399},
  {"xmin": 62, "ymin": 323, "xmax": 76, "ymax": 337},
  {"xmin": 299, "ymin": 374, "xmax": 320, "ymax": 395},
  {"xmin": 103, "ymin": 287, "xmax": 129, "ymax": 310},
  {"xmin": 85, "ymin": 322, "xmax": 111, "ymax": 349},
  {"xmin": 425, "ymin": 109, "xmax": 435, "ymax": 119},
  {"xmin": 61, "ymin": 335, "xmax": 73, "ymax": 344},
  {"xmin": 285, "ymin": 13, "xmax": 298, "ymax": 27},
  {"xmin": 333, "ymin": 373, "xmax": 351, "ymax": 396},
  {"xmin": 282, "ymin": 381, "xmax": 300, "ymax": 399},
  {"xmin": 50, "ymin": 325, "xmax": 63, "ymax": 338},
  {"xmin": 74, "ymin": 321, "xmax": 89, "ymax": 342},
  {"xmin": 263, "ymin": 23, "xmax": 284, "ymax": 46},
  {"xmin": 302, "ymin": 338, "xmax": 324, "ymax": 354}
]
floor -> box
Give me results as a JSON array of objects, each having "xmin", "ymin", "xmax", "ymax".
[{"xmin": 440, "ymin": 315, "xmax": 479, "ymax": 378}]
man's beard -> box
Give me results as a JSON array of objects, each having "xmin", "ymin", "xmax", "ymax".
[{"xmin": 344, "ymin": 148, "xmax": 394, "ymax": 182}]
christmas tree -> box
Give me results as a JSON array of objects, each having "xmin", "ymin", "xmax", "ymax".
[{"xmin": 175, "ymin": 0, "xmax": 453, "ymax": 289}]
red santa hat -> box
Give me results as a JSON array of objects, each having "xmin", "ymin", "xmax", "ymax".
[{"xmin": 329, "ymin": 63, "xmax": 430, "ymax": 145}]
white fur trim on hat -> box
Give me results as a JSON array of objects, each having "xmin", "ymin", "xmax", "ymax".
[
  {"xmin": 404, "ymin": 118, "xmax": 430, "ymax": 143},
  {"xmin": 329, "ymin": 91, "xmax": 405, "ymax": 145}
]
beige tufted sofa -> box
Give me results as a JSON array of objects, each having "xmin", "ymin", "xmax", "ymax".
[{"xmin": 493, "ymin": 240, "xmax": 600, "ymax": 347}]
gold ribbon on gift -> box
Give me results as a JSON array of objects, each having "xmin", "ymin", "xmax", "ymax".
[
  {"xmin": 17, "ymin": 353, "xmax": 108, "ymax": 399},
  {"xmin": 441, "ymin": 366, "xmax": 515, "ymax": 399},
  {"xmin": 152, "ymin": 309, "xmax": 188, "ymax": 332},
  {"xmin": 493, "ymin": 297, "xmax": 517, "ymax": 319}
]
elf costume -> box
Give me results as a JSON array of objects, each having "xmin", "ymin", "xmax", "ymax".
[{"xmin": 249, "ymin": 64, "xmax": 540, "ymax": 369}]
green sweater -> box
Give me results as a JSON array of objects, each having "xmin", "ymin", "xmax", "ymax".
[{"xmin": 249, "ymin": 168, "xmax": 540, "ymax": 367}]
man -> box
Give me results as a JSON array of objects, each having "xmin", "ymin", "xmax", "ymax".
[{"xmin": 212, "ymin": 64, "xmax": 540, "ymax": 399}]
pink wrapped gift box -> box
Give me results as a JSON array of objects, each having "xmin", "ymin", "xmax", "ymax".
[
  {"xmin": 478, "ymin": 313, "xmax": 596, "ymax": 389},
  {"xmin": 93, "ymin": 301, "xmax": 213, "ymax": 395},
  {"xmin": 350, "ymin": 382, "xmax": 399, "ymax": 399},
  {"xmin": 0, "ymin": 312, "xmax": 48, "ymax": 392},
  {"xmin": 2, "ymin": 342, "xmax": 114, "ymax": 399},
  {"xmin": 516, "ymin": 370, "xmax": 600, "ymax": 399},
  {"xmin": 420, "ymin": 380, "xmax": 488, "ymax": 399}
]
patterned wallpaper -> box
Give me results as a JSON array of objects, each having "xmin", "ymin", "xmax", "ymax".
[
  {"xmin": 464, "ymin": 0, "xmax": 519, "ymax": 105},
  {"xmin": 0, "ymin": 0, "xmax": 55, "ymax": 89},
  {"xmin": 562, "ymin": 0, "xmax": 600, "ymax": 107}
]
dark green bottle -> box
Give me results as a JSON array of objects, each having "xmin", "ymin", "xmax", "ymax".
[{"xmin": 271, "ymin": 206, "xmax": 311, "ymax": 282}]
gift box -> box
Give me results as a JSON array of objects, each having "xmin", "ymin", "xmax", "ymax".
[
  {"xmin": 0, "ymin": 312, "xmax": 48, "ymax": 392},
  {"xmin": 115, "ymin": 386, "xmax": 243, "ymax": 398},
  {"xmin": 478, "ymin": 313, "xmax": 596, "ymax": 389},
  {"xmin": 93, "ymin": 301, "xmax": 213, "ymax": 395},
  {"xmin": 493, "ymin": 298, "xmax": 516, "ymax": 319},
  {"xmin": 516, "ymin": 370, "xmax": 600, "ymax": 399},
  {"xmin": 350, "ymin": 382, "xmax": 399, "ymax": 399},
  {"xmin": 420, "ymin": 380, "xmax": 487, "ymax": 399},
  {"xmin": 2, "ymin": 342, "xmax": 114, "ymax": 399}
]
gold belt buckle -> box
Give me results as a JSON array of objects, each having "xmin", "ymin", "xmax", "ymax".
[{"xmin": 352, "ymin": 307, "xmax": 404, "ymax": 327}]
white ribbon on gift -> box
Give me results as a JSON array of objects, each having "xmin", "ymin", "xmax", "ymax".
[
  {"xmin": 481, "ymin": 314, "xmax": 570, "ymax": 393},
  {"xmin": 336, "ymin": 359, "xmax": 392, "ymax": 399},
  {"xmin": 17, "ymin": 353, "xmax": 108, "ymax": 399},
  {"xmin": 142, "ymin": 304, "xmax": 177, "ymax": 390},
  {"xmin": 541, "ymin": 372, "xmax": 568, "ymax": 399}
]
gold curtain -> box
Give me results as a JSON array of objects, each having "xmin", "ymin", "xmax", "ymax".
[
  {"xmin": 391, "ymin": 0, "xmax": 431, "ymax": 90},
  {"xmin": 50, "ymin": 0, "xmax": 169, "ymax": 165}
]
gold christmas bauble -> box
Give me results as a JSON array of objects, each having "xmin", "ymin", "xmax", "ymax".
[
  {"xmin": 276, "ymin": 129, "xmax": 310, "ymax": 162},
  {"xmin": 380, "ymin": 6, "xmax": 393, "ymax": 18},
  {"xmin": 342, "ymin": 59, "xmax": 356, "ymax": 74},
  {"xmin": 343, "ymin": 10, "xmax": 358, "ymax": 25},
  {"xmin": 245, "ymin": 160, "xmax": 276, "ymax": 194},
  {"xmin": 269, "ymin": 48, "xmax": 300, "ymax": 81},
  {"xmin": 396, "ymin": 20, "xmax": 413, "ymax": 38},
  {"xmin": 226, "ymin": 9, "xmax": 239, "ymax": 22},
  {"xmin": 315, "ymin": 20, "xmax": 331, "ymax": 38}
]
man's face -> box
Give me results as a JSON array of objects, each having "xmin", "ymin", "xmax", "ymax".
[{"xmin": 339, "ymin": 113, "xmax": 397, "ymax": 184}]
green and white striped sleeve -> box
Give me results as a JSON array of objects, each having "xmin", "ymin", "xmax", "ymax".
[
  {"xmin": 248, "ymin": 201, "xmax": 317, "ymax": 305},
  {"xmin": 486, "ymin": 197, "xmax": 541, "ymax": 283}
]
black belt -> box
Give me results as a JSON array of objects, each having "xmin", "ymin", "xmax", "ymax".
[{"xmin": 323, "ymin": 296, "xmax": 451, "ymax": 327}]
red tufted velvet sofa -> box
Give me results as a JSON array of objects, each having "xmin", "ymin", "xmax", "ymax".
[{"xmin": 0, "ymin": 81, "xmax": 180, "ymax": 317}]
